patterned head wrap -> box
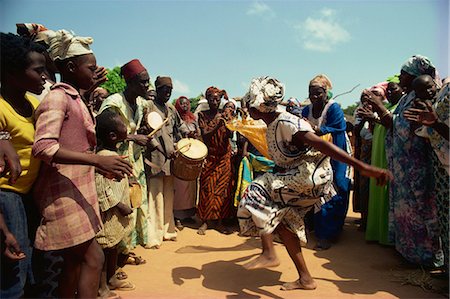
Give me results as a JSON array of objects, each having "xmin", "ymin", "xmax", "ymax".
[
  {"xmin": 242, "ymin": 76, "xmax": 285, "ymax": 112},
  {"xmin": 16, "ymin": 23, "xmax": 54, "ymax": 44},
  {"xmin": 401, "ymin": 55, "xmax": 436, "ymax": 78},
  {"xmin": 47, "ymin": 29, "xmax": 93, "ymax": 61},
  {"xmin": 369, "ymin": 82, "xmax": 388, "ymax": 99},
  {"xmin": 205, "ymin": 86, "xmax": 228, "ymax": 101}
]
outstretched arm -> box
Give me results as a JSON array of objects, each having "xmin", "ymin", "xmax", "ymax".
[{"xmin": 293, "ymin": 130, "xmax": 392, "ymax": 186}]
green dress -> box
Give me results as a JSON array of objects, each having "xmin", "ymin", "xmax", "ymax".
[{"xmin": 365, "ymin": 104, "xmax": 397, "ymax": 245}]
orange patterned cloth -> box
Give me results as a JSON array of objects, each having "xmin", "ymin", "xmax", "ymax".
[{"xmin": 197, "ymin": 111, "xmax": 233, "ymax": 220}]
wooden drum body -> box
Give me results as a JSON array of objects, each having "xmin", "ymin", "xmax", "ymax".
[{"xmin": 171, "ymin": 138, "xmax": 208, "ymax": 181}]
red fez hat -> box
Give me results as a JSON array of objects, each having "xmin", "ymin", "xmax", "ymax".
[{"xmin": 121, "ymin": 59, "xmax": 146, "ymax": 81}]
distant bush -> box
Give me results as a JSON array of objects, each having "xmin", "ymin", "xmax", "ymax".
[{"xmin": 101, "ymin": 67, "xmax": 126, "ymax": 94}]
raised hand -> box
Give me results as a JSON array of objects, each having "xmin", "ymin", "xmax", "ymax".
[{"xmin": 403, "ymin": 101, "xmax": 438, "ymax": 127}]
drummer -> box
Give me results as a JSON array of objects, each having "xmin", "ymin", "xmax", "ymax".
[
  {"xmin": 143, "ymin": 76, "xmax": 185, "ymax": 249},
  {"xmin": 173, "ymin": 96, "xmax": 201, "ymax": 230},
  {"xmin": 98, "ymin": 59, "xmax": 158, "ymax": 253}
]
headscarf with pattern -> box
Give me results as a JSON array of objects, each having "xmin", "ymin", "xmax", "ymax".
[
  {"xmin": 47, "ymin": 29, "xmax": 93, "ymax": 61},
  {"xmin": 369, "ymin": 82, "xmax": 388, "ymax": 100},
  {"xmin": 401, "ymin": 55, "xmax": 436, "ymax": 78},
  {"xmin": 16, "ymin": 23, "xmax": 56, "ymax": 46},
  {"xmin": 242, "ymin": 76, "xmax": 285, "ymax": 113},
  {"xmin": 205, "ymin": 86, "xmax": 228, "ymax": 101}
]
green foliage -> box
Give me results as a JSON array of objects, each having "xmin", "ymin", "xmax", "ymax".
[
  {"xmin": 100, "ymin": 67, "xmax": 126, "ymax": 94},
  {"xmin": 189, "ymin": 93, "xmax": 204, "ymax": 112},
  {"xmin": 387, "ymin": 75, "xmax": 400, "ymax": 83},
  {"xmin": 343, "ymin": 103, "xmax": 359, "ymax": 116}
]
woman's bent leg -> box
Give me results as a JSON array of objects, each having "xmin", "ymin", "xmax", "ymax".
[{"xmin": 276, "ymin": 224, "xmax": 316, "ymax": 290}]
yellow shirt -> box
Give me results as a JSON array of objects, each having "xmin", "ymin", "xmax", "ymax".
[{"xmin": 0, "ymin": 95, "xmax": 41, "ymax": 194}]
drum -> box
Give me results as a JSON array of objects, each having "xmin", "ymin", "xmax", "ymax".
[
  {"xmin": 171, "ymin": 138, "xmax": 208, "ymax": 181},
  {"xmin": 146, "ymin": 111, "xmax": 163, "ymax": 129}
]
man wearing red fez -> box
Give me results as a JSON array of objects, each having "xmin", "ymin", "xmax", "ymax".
[
  {"xmin": 98, "ymin": 59, "xmax": 159, "ymax": 254},
  {"xmin": 121, "ymin": 59, "xmax": 146, "ymax": 82},
  {"xmin": 143, "ymin": 75, "xmax": 186, "ymax": 249}
]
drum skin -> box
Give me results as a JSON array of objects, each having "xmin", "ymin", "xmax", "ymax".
[{"xmin": 171, "ymin": 138, "xmax": 208, "ymax": 181}]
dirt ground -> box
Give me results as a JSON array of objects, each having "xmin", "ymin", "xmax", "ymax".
[{"xmin": 115, "ymin": 206, "xmax": 448, "ymax": 299}]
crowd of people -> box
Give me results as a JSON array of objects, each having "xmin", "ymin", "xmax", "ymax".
[{"xmin": 0, "ymin": 22, "xmax": 448, "ymax": 298}]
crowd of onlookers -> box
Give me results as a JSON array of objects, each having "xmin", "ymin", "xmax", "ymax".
[{"xmin": 0, "ymin": 23, "xmax": 448, "ymax": 298}]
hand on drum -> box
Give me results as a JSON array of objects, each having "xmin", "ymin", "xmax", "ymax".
[{"xmin": 165, "ymin": 150, "xmax": 177, "ymax": 160}]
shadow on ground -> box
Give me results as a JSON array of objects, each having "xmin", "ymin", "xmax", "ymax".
[
  {"xmin": 175, "ymin": 237, "xmax": 261, "ymax": 254},
  {"xmin": 312, "ymin": 217, "xmax": 448, "ymax": 298},
  {"xmin": 172, "ymin": 255, "xmax": 285, "ymax": 299}
]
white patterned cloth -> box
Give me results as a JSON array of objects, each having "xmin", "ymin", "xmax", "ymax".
[
  {"xmin": 242, "ymin": 76, "xmax": 285, "ymax": 112},
  {"xmin": 238, "ymin": 112, "xmax": 335, "ymax": 244}
]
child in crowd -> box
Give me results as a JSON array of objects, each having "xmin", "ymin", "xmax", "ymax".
[
  {"xmin": 95, "ymin": 109, "xmax": 135, "ymax": 297},
  {"xmin": 0, "ymin": 32, "xmax": 47, "ymax": 298},
  {"xmin": 32, "ymin": 30, "xmax": 132, "ymax": 298}
]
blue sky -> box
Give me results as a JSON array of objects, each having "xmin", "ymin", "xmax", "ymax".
[{"xmin": 1, "ymin": 0, "xmax": 448, "ymax": 108}]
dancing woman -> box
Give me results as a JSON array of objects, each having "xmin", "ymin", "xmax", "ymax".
[{"xmin": 237, "ymin": 77, "xmax": 392, "ymax": 290}]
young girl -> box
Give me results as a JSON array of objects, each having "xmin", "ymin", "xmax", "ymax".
[
  {"xmin": 32, "ymin": 30, "xmax": 132, "ymax": 298},
  {"xmin": 237, "ymin": 76, "xmax": 392, "ymax": 291},
  {"xmin": 0, "ymin": 32, "xmax": 47, "ymax": 298},
  {"xmin": 95, "ymin": 109, "xmax": 135, "ymax": 297}
]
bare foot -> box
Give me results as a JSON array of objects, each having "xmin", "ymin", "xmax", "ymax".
[
  {"xmin": 243, "ymin": 254, "xmax": 280, "ymax": 270},
  {"xmin": 281, "ymin": 278, "xmax": 317, "ymax": 291},
  {"xmin": 197, "ymin": 222, "xmax": 207, "ymax": 235}
]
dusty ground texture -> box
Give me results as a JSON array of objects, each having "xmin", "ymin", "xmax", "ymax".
[{"xmin": 116, "ymin": 209, "xmax": 448, "ymax": 299}]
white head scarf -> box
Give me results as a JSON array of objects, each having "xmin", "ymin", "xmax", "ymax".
[
  {"xmin": 221, "ymin": 98, "xmax": 238, "ymax": 111},
  {"xmin": 47, "ymin": 29, "xmax": 93, "ymax": 61},
  {"xmin": 243, "ymin": 76, "xmax": 285, "ymax": 112}
]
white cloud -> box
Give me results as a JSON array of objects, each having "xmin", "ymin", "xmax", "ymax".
[
  {"xmin": 173, "ymin": 79, "xmax": 190, "ymax": 94},
  {"xmin": 294, "ymin": 8, "xmax": 350, "ymax": 52},
  {"xmin": 247, "ymin": 1, "xmax": 275, "ymax": 19}
]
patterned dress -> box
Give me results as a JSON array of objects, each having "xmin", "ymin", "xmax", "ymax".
[
  {"xmin": 416, "ymin": 84, "xmax": 449, "ymax": 268},
  {"xmin": 238, "ymin": 112, "xmax": 335, "ymax": 244},
  {"xmin": 386, "ymin": 92, "xmax": 441, "ymax": 267},
  {"xmin": 197, "ymin": 111, "xmax": 233, "ymax": 221}
]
